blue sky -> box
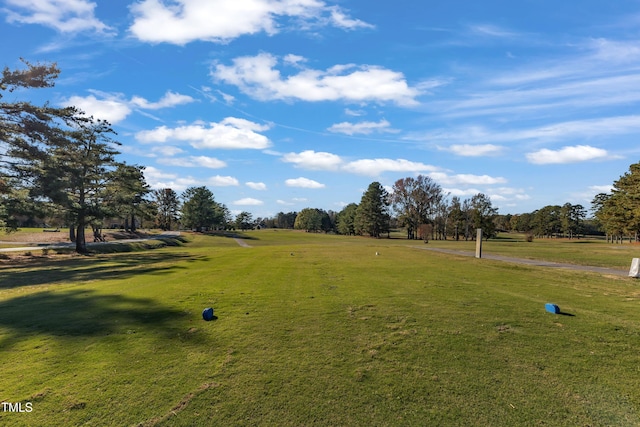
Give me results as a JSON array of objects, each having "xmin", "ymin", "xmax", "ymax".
[{"xmin": 3, "ymin": 0, "xmax": 640, "ymax": 218}]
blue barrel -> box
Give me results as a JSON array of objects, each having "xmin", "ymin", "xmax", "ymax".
[
  {"xmin": 545, "ymin": 303, "xmax": 560, "ymax": 314},
  {"xmin": 202, "ymin": 307, "xmax": 214, "ymax": 321}
]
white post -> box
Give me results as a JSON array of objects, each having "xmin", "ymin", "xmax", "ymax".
[
  {"xmin": 629, "ymin": 258, "xmax": 640, "ymax": 278},
  {"xmin": 475, "ymin": 228, "xmax": 483, "ymax": 258}
]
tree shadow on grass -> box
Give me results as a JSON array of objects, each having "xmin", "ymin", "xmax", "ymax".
[
  {"xmin": 0, "ymin": 251, "xmax": 210, "ymax": 289},
  {"xmin": 0, "ymin": 289, "xmax": 193, "ymax": 348}
]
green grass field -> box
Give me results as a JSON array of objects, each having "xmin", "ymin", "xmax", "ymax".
[{"xmin": 1, "ymin": 231, "xmax": 639, "ymax": 426}]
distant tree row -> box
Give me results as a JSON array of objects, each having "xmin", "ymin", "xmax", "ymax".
[
  {"xmin": 495, "ymin": 161, "xmax": 640, "ymax": 243},
  {"xmin": 504, "ymin": 203, "xmax": 588, "ymax": 239},
  {"xmin": 154, "ymin": 186, "xmax": 260, "ymax": 232},
  {"xmin": 258, "ymin": 177, "xmax": 498, "ymax": 240}
]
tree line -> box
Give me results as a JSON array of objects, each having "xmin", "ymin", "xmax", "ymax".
[
  {"xmin": 498, "ymin": 203, "xmax": 590, "ymax": 239},
  {"xmin": 257, "ymin": 177, "xmax": 499, "ymax": 241}
]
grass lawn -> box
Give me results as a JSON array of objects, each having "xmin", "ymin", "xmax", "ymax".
[{"xmin": 1, "ymin": 230, "xmax": 639, "ymax": 426}]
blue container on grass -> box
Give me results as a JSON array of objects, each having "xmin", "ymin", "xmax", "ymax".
[
  {"xmin": 202, "ymin": 307, "xmax": 214, "ymax": 321},
  {"xmin": 545, "ymin": 303, "xmax": 560, "ymax": 314}
]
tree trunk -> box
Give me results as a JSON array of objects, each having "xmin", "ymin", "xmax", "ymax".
[
  {"xmin": 131, "ymin": 213, "xmax": 137, "ymax": 233},
  {"xmin": 69, "ymin": 225, "xmax": 75, "ymax": 242},
  {"xmin": 75, "ymin": 222, "xmax": 86, "ymax": 253}
]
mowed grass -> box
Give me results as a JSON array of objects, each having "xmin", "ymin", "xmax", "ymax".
[{"xmin": 1, "ymin": 231, "xmax": 640, "ymax": 426}]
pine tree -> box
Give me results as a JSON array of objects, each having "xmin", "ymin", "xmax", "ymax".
[
  {"xmin": 153, "ymin": 188, "xmax": 180, "ymax": 231},
  {"xmin": 336, "ymin": 203, "xmax": 358, "ymax": 235},
  {"xmin": 355, "ymin": 182, "xmax": 390, "ymax": 238},
  {"xmin": 107, "ymin": 163, "xmax": 151, "ymax": 232},
  {"xmin": 181, "ymin": 186, "xmax": 225, "ymax": 232},
  {"xmin": 34, "ymin": 118, "xmax": 121, "ymax": 252},
  {"xmin": 593, "ymin": 162, "xmax": 640, "ymax": 241},
  {"xmin": 0, "ymin": 60, "xmax": 75, "ymax": 230}
]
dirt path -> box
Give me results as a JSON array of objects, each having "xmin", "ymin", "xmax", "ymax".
[
  {"xmin": 233, "ymin": 238, "xmax": 251, "ymax": 248},
  {"xmin": 411, "ymin": 246, "xmax": 630, "ymax": 277}
]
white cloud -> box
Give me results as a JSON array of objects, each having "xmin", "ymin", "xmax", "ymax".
[
  {"xmin": 208, "ymin": 175, "xmax": 240, "ymax": 186},
  {"xmin": 233, "ymin": 198, "xmax": 264, "ymax": 206},
  {"xmin": 4, "ymin": 0, "xmax": 113, "ymax": 33},
  {"xmin": 344, "ymin": 108, "xmax": 365, "ymax": 117},
  {"xmin": 136, "ymin": 117, "xmax": 272, "ymax": 150},
  {"xmin": 152, "ymin": 146, "xmax": 184, "ymax": 156},
  {"xmin": 130, "ymin": 91, "xmax": 195, "ymax": 109},
  {"xmin": 469, "ymin": 24, "xmax": 519, "ymax": 38},
  {"xmin": 588, "ymin": 38, "xmax": 640, "ymax": 64},
  {"xmin": 65, "ymin": 95, "xmax": 131, "ymax": 124},
  {"xmin": 143, "ymin": 166, "xmax": 198, "ymax": 192},
  {"xmin": 282, "ymin": 150, "xmax": 343, "ymax": 170},
  {"xmin": 220, "ymin": 117, "xmax": 271, "ymax": 132},
  {"xmin": 443, "ymin": 188, "xmax": 483, "ymax": 197},
  {"xmin": 589, "ymin": 184, "xmax": 613, "ymax": 194},
  {"xmin": 212, "ymin": 53, "xmax": 421, "ymax": 106},
  {"xmin": 129, "ymin": 0, "xmax": 371, "ymax": 45},
  {"xmin": 488, "ymin": 188, "xmax": 531, "ymax": 204},
  {"xmin": 327, "ymin": 119, "xmax": 397, "ymax": 135},
  {"xmin": 328, "ymin": 6, "xmax": 373, "ymax": 30},
  {"xmin": 192, "ymin": 156, "xmax": 227, "ymax": 169},
  {"xmin": 430, "ymin": 172, "xmax": 507, "ymax": 186},
  {"xmin": 285, "ymin": 177, "xmax": 325, "ymax": 188},
  {"xmin": 443, "ymin": 186, "xmax": 529, "ymax": 205},
  {"xmin": 446, "ymin": 144, "xmax": 504, "ymax": 157},
  {"xmin": 412, "ymin": 116, "xmax": 640, "ymax": 145},
  {"xmin": 246, "ymin": 182, "xmax": 267, "ymax": 190},
  {"xmin": 342, "ymin": 158, "xmax": 437, "ymax": 176},
  {"xmin": 526, "ymin": 145, "xmax": 609, "ymax": 165},
  {"xmin": 283, "ymin": 54, "xmax": 307, "ymax": 66},
  {"xmin": 63, "ymin": 90, "xmax": 195, "ymax": 124},
  {"xmin": 157, "ymin": 156, "xmax": 227, "ymax": 169}
]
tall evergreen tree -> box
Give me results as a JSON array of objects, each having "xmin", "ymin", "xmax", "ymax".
[
  {"xmin": 34, "ymin": 117, "xmax": 121, "ymax": 252},
  {"xmin": 181, "ymin": 186, "xmax": 225, "ymax": 232},
  {"xmin": 447, "ymin": 196, "xmax": 465, "ymax": 240},
  {"xmin": 275, "ymin": 211, "xmax": 297, "ymax": 229},
  {"xmin": 336, "ymin": 203, "xmax": 358, "ymax": 235},
  {"xmin": 355, "ymin": 182, "xmax": 390, "ymax": 238},
  {"xmin": 153, "ymin": 188, "xmax": 180, "ymax": 231},
  {"xmin": 102, "ymin": 163, "xmax": 152, "ymax": 233},
  {"xmin": 592, "ymin": 161, "xmax": 640, "ymax": 241},
  {"xmin": 235, "ymin": 211, "xmax": 253, "ymax": 230},
  {"xmin": 0, "ymin": 60, "xmax": 76, "ymax": 230}
]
